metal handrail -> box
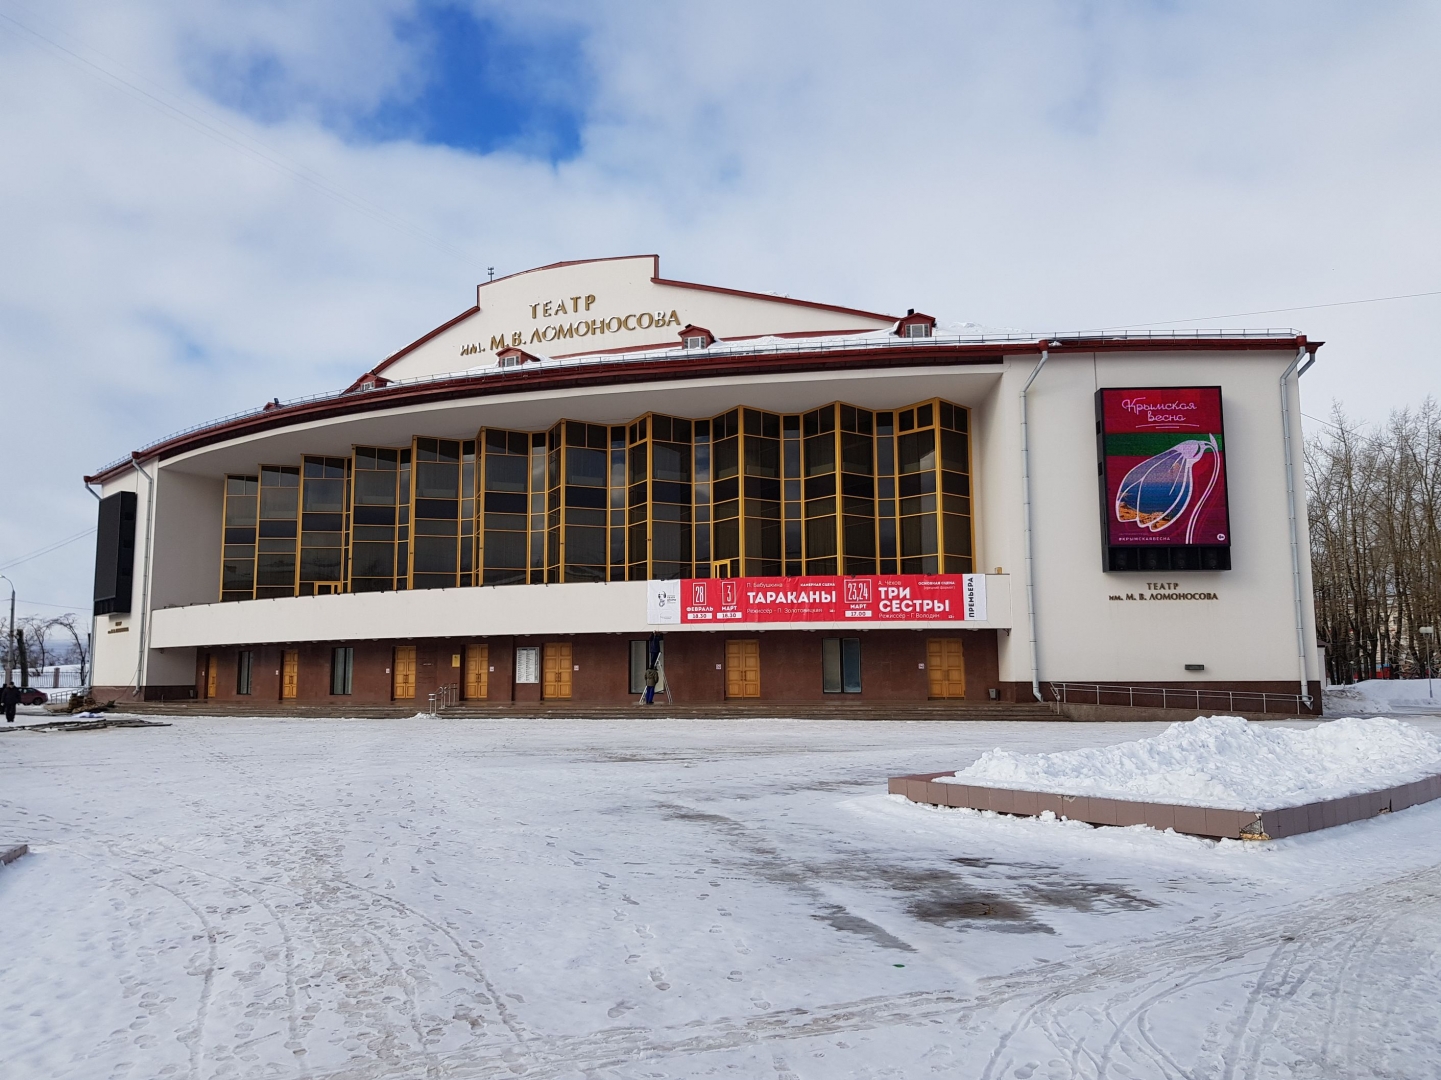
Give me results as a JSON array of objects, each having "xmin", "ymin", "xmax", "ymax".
[
  {"xmin": 1048, "ymin": 681, "xmax": 1309, "ymax": 716},
  {"xmin": 427, "ymin": 684, "xmax": 458, "ymax": 713},
  {"xmin": 90, "ymin": 325, "xmax": 1305, "ymax": 476}
]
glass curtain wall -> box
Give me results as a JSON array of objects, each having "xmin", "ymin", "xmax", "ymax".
[
  {"xmin": 608, "ymin": 425, "xmax": 627, "ymax": 579},
  {"xmin": 217, "ymin": 399, "xmax": 972, "ymax": 601},
  {"xmin": 711, "ymin": 410, "xmax": 739, "ymax": 577},
  {"xmin": 221, "ymin": 475, "xmax": 259, "ymax": 601},
  {"xmin": 299, "ymin": 456, "xmax": 350, "ymax": 595},
  {"xmin": 256, "ymin": 465, "xmax": 300, "ymax": 598},
  {"xmin": 480, "ymin": 430, "xmax": 530, "ymax": 586},
  {"xmin": 626, "ymin": 418, "xmax": 649, "ymax": 581},
  {"xmin": 782, "ymin": 417, "xmax": 801, "ymax": 575},
  {"xmin": 742, "ymin": 409, "xmax": 782, "ymax": 577},
  {"xmin": 350, "ymin": 447, "xmax": 406, "ymax": 592},
  {"xmin": 410, "ymin": 438, "xmax": 476, "ymax": 590},
  {"xmin": 560, "ymin": 421, "xmax": 609, "ymax": 582},
  {"xmin": 648, "ymin": 414, "xmax": 694, "ymax": 580},
  {"xmin": 886, "ymin": 400, "xmax": 973, "ymax": 574}
]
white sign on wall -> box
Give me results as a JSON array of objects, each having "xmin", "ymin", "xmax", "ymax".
[
  {"xmin": 963, "ymin": 574, "xmax": 987, "ymax": 621},
  {"xmin": 647, "ymin": 580, "xmax": 682, "ymax": 625},
  {"xmin": 515, "ymin": 647, "xmax": 540, "ymax": 684}
]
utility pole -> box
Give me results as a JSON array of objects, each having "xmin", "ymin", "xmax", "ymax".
[{"xmin": 0, "ymin": 575, "xmax": 13, "ymax": 685}]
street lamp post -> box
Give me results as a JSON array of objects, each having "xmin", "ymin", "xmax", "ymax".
[{"xmin": 1420, "ymin": 626, "xmax": 1435, "ymax": 700}]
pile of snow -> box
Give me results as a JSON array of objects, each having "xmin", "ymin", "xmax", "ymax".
[
  {"xmin": 1324, "ymin": 679, "xmax": 1441, "ymax": 716},
  {"xmin": 939, "ymin": 716, "xmax": 1441, "ymax": 810}
]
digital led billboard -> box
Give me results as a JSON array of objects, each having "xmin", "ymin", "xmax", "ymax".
[{"xmin": 1096, "ymin": 387, "xmax": 1231, "ymax": 572}]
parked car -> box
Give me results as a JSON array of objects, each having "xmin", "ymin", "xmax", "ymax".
[{"xmin": 19, "ymin": 688, "xmax": 48, "ymax": 706}]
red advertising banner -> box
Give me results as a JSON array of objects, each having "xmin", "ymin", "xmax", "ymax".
[
  {"xmin": 647, "ymin": 574, "xmax": 987, "ymax": 625},
  {"xmin": 1097, "ymin": 386, "xmax": 1231, "ymax": 547}
]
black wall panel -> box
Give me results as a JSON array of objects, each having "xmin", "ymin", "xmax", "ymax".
[{"xmin": 93, "ymin": 491, "xmax": 137, "ymax": 616}]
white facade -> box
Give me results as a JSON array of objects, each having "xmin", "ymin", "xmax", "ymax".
[{"xmin": 88, "ymin": 256, "xmax": 1320, "ymax": 705}]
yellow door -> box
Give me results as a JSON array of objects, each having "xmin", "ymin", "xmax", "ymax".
[
  {"xmin": 281, "ymin": 649, "xmax": 299, "ymax": 700},
  {"xmin": 926, "ymin": 639, "xmax": 966, "ymax": 699},
  {"xmin": 393, "ymin": 645, "xmax": 416, "ymax": 700},
  {"xmin": 464, "ymin": 644, "xmax": 489, "ymax": 700},
  {"xmin": 725, "ymin": 639, "xmax": 760, "ymax": 698},
  {"xmin": 205, "ymin": 655, "xmax": 217, "ymax": 699},
  {"xmin": 543, "ymin": 642, "xmax": 572, "ymax": 700}
]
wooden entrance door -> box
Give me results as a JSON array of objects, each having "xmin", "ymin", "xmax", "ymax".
[
  {"xmin": 926, "ymin": 639, "xmax": 966, "ymax": 699},
  {"xmin": 204, "ymin": 655, "xmax": 217, "ymax": 699},
  {"xmin": 464, "ymin": 644, "xmax": 489, "ymax": 700},
  {"xmin": 393, "ymin": 646, "xmax": 416, "ymax": 700},
  {"xmin": 725, "ymin": 639, "xmax": 760, "ymax": 698},
  {"xmin": 543, "ymin": 642, "xmax": 572, "ymax": 699},
  {"xmin": 281, "ymin": 649, "xmax": 299, "ymax": 700}
]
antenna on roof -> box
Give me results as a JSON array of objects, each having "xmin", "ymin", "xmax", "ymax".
[{"xmin": 487, "ymin": 267, "xmax": 495, "ymax": 282}]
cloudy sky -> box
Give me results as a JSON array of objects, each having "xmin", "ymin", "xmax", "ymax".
[{"xmin": 2, "ymin": 0, "xmax": 1438, "ymax": 620}]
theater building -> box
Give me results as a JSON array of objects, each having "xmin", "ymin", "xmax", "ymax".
[{"xmin": 85, "ymin": 255, "xmax": 1323, "ymax": 713}]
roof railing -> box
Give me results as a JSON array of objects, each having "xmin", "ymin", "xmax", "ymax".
[{"xmin": 92, "ymin": 326, "xmax": 1303, "ymax": 476}]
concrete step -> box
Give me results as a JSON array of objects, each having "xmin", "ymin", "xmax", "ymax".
[{"xmin": 120, "ymin": 700, "xmax": 1061, "ymax": 722}]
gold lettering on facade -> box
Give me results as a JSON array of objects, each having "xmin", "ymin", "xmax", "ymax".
[{"xmin": 462, "ymin": 299, "xmax": 682, "ymax": 358}]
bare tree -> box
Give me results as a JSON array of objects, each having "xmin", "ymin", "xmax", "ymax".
[
  {"xmin": 16, "ymin": 615, "xmax": 52, "ymax": 676},
  {"xmin": 47, "ymin": 613, "xmax": 90, "ymax": 684},
  {"xmin": 1307, "ymin": 400, "xmax": 1441, "ymax": 683}
]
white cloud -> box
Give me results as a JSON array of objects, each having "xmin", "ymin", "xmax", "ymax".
[{"xmin": 1, "ymin": 0, "xmax": 1437, "ymax": 615}]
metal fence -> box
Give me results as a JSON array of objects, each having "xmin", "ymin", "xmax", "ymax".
[
  {"xmin": 1048, "ymin": 682, "xmax": 1311, "ymax": 716},
  {"xmin": 19, "ymin": 668, "xmax": 88, "ymax": 690}
]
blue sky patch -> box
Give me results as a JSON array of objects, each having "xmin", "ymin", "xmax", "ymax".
[
  {"xmin": 195, "ymin": 3, "xmax": 590, "ymax": 163},
  {"xmin": 373, "ymin": 4, "xmax": 589, "ymax": 162}
]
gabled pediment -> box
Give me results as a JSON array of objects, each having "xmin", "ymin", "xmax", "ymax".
[{"xmin": 361, "ymin": 255, "xmax": 895, "ymax": 386}]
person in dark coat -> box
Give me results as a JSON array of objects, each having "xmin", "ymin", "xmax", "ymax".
[{"xmin": 1, "ymin": 681, "xmax": 19, "ymax": 723}]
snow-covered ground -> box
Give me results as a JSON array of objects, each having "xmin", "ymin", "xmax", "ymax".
[
  {"xmin": 943, "ymin": 715, "xmax": 1441, "ymax": 808},
  {"xmin": 1325, "ymin": 678, "xmax": 1441, "ymax": 716},
  {"xmin": 3, "ymin": 715, "xmax": 1441, "ymax": 1079}
]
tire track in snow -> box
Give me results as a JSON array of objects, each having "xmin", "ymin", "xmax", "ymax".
[{"xmin": 296, "ymin": 857, "xmax": 1441, "ymax": 1079}]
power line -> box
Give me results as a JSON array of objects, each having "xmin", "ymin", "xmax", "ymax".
[
  {"xmin": 0, "ymin": 527, "xmax": 96, "ymax": 572},
  {"xmin": 14, "ymin": 598, "xmax": 89, "ymax": 613},
  {"xmin": 1099, "ymin": 288, "xmax": 1441, "ymax": 331},
  {"xmin": 0, "ymin": 7, "xmax": 483, "ymax": 269}
]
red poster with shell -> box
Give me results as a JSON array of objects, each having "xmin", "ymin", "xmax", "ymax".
[{"xmin": 1097, "ymin": 387, "xmax": 1230, "ymax": 548}]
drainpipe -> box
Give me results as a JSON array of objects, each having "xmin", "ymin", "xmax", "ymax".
[
  {"xmin": 1020, "ymin": 342, "xmax": 1055, "ymax": 703},
  {"xmin": 130, "ymin": 455, "xmax": 157, "ymax": 699},
  {"xmin": 1279, "ymin": 343, "xmax": 1317, "ymax": 708}
]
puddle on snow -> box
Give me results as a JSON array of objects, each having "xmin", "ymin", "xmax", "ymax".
[
  {"xmin": 812, "ymin": 905, "xmax": 916, "ymax": 951},
  {"xmin": 659, "ymin": 802, "xmax": 1157, "ymax": 940}
]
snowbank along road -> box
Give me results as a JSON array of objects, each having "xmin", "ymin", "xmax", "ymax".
[{"xmin": 2, "ymin": 715, "xmax": 1440, "ymax": 1079}]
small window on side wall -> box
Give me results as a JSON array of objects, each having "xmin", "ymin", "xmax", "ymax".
[
  {"xmin": 822, "ymin": 637, "xmax": 862, "ymax": 693},
  {"xmin": 331, "ymin": 647, "xmax": 354, "ymax": 695},
  {"xmin": 237, "ymin": 650, "xmax": 253, "ymax": 695}
]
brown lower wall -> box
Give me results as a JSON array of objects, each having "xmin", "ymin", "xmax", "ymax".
[{"xmin": 177, "ymin": 629, "xmax": 1002, "ymax": 707}]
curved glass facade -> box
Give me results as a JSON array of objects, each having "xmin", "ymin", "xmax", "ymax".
[{"xmin": 218, "ymin": 398, "xmax": 972, "ymax": 601}]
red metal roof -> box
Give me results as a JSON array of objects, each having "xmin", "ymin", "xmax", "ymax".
[{"xmin": 86, "ymin": 332, "xmax": 1315, "ymax": 484}]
